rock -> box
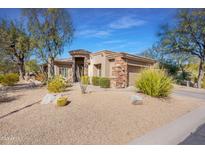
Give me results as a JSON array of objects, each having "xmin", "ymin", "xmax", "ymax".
[
  {"xmin": 126, "ymin": 86, "xmax": 136, "ymax": 91},
  {"xmin": 41, "ymin": 93, "xmax": 63, "ymax": 104},
  {"xmin": 131, "ymin": 95, "xmax": 143, "ymax": 105},
  {"xmin": 86, "ymin": 85, "xmax": 92, "ymax": 93},
  {"xmin": 28, "ymin": 79, "xmax": 42, "ymax": 85}
]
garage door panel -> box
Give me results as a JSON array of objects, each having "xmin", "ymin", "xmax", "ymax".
[{"xmin": 128, "ymin": 66, "xmax": 141, "ymax": 86}]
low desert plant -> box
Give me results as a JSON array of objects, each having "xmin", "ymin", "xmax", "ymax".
[
  {"xmin": 0, "ymin": 74, "xmax": 3, "ymax": 83},
  {"xmin": 92, "ymin": 76, "xmax": 100, "ymax": 86},
  {"xmin": 47, "ymin": 76, "xmax": 66, "ymax": 93},
  {"xmin": 81, "ymin": 76, "xmax": 90, "ymax": 85},
  {"xmin": 56, "ymin": 96, "xmax": 69, "ymax": 106},
  {"xmin": 0, "ymin": 73, "xmax": 19, "ymax": 86},
  {"xmin": 99, "ymin": 77, "xmax": 110, "ymax": 88},
  {"xmin": 135, "ymin": 68, "xmax": 173, "ymax": 97}
]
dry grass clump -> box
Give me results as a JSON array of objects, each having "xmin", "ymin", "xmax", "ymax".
[
  {"xmin": 56, "ymin": 96, "xmax": 69, "ymax": 106},
  {"xmin": 136, "ymin": 68, "xmax": 173, "ymax": 97}
]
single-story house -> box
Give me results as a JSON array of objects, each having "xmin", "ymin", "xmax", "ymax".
[{"xmin": 47, "ymin": 49, "xmax": 156, "ymax": 88}]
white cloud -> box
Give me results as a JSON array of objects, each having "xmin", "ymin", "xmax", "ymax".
[
  {"xmin": 109, "ymin": 16, "xmax": 146, "ymax": 29},
  {"xmin": 76, "ymin": 29, "xmax": 111, "ymax": 38},
  {"xmin": 101, "ymin": 40, "xmax": 125, "ymax": 44}
]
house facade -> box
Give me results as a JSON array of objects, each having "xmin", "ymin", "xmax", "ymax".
[{"xmin": 51, "ymin": 49, "xmax": 156, "ymax": 88}]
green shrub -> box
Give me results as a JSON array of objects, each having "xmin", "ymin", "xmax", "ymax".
[
  {"xmin": 99, "ymin": 77, "xmax": 110, "ymax": 88},
  {"xmin": 47, "ymin": 76, "xmax": 66, "ymax": 93},
  {"xmin": 81, "ymin": 76, "xmax": 90, "ymax": 85},
  {"xmin": 0, "ymin": 73, "xmax": 19, "ymax": 86},
  {"xmin": 0, "ymin": 74, "xmax": 3, "ymax": 83},
  {"xmin": 25, "ymin": 60, "xmax": 40, "ymax": 73},
  {"xmin": 135, "ymin": 68, "xmax": 173, "ymax": 97},
  {"xmin": 92, "ymin": 76, "xmax": 100, "ymax": 86},
  {"xmin": 56, "ymin": 96, "xmax": 69, "ymax": 106}
]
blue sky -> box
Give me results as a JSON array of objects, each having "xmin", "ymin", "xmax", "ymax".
[{"xmin": 0, "ymin": 8, "xmax": 177, "ymax": 58}]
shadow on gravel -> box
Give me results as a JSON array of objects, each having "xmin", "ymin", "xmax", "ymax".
[
  {"xmin": 0, "ymin": 100, "xmax": 41, "ymax": 120},
  {"xmin": 0, "ymin": 95, "xmax": 21, "ymax": 104}
]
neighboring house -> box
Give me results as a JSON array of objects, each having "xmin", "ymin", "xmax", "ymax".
[{"xmin": 48, "ymin": 49, "xmax": 156, "ymax": 88}]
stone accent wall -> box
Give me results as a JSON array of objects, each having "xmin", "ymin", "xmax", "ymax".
[{"xmin": 112, "ymin": 56, "xmax": 128, "ymax": 88}]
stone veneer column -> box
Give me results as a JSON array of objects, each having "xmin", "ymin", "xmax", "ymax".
[{"xmin": 112, "ymin": 56, "xmax": 128, "ymax": 88}]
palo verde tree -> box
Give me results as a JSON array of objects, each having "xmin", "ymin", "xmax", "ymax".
[
  {"xmin": 0, "ymin": 20, "xmax": 31, "ymax": 80},
  {"xmin": 158, "ymin": 9, "xmax": 205, "ymax": 88},
  {"xmin": 22, "ymin": 9, "xmax": 74, "ymax": 78}
]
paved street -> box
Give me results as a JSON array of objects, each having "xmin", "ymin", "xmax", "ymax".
[
  {"xmin": 173, "ymin": 87, "xmax": 205, "ymax": 101},
  {"xmin": 179, "ymin": 123, "xmax": 205, "ymax": 145}
]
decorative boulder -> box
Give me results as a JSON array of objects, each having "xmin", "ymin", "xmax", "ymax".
[
  {"xmin": 131, "ymin": 95, "xmax": 143, "ymax": 105},
  {"xmin": 41, "ymin": 93, "xmax": 63, "ymax": 104}
]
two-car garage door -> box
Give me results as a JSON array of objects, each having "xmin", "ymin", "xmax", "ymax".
[{"xmin": 128, "ymin": 65, "xmax": 141, "ymax": 86}]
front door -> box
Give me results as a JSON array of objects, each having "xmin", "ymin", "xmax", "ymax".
[{"xmin": 74, "ymin": 57, "xmax": 84, "ymax": 82}]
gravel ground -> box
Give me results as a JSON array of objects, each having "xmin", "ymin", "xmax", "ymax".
[
  {"xmin": 0, "ymin": 84, "xmax": 203, "ymax": 144},
  {"xmin": 0, "ymin": 85, "xmax": 47, "ymax": 117}
]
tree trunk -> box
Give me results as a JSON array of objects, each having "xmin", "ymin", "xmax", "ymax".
[
  {"xmin": 48, "ymin": 57, "xmax": 55, "ymax": 79},
  {"xmin": 18, "ymin": 61, "xmax": 25, "ymax": 80},
  {"xmin": 197, "ymin": 58, "xmax": 204, "ymax": 88}
]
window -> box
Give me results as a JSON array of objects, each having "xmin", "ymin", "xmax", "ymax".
[{"xmin": 59, "ymin": 67, "xmax": 68, "ymax": 78}]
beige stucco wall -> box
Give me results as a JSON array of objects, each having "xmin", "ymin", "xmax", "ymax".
[
  {"xmin": 89, "ymin": 53, "xmax": 106, "ymax": 77},
  {"xmin": 108, "ymin": 60, "xmax": 115, "ymax": 78},
  {"xmin": 88, "ymin": 52, "xmax": 116, "ymax": 78}
]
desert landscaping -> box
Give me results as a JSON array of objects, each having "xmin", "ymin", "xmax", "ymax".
[
  {"xmin": 0, "ymin": 83, "xmax": 203, "ymax": 144},
  {"xmin": 1, "ymin": 8, "xmax": 205, "ymax": 145}
]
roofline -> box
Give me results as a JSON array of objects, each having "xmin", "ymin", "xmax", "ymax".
[
  {"xmin": 54, "ymin": 61, "xmax": 73, "ymax": 65},
  {"xmin": 69, "ymin": 49, "xmax": 91, "ymax": 55},
  {"xmin": 121, "ymin": 52, "xmax": 156, "ymax": 63},
  {"xmin": 90, "ymin": 50, "xmax": 116, "ymax": 56},
  {"xmin": 59, "ymin": 49, "xmax": 156, "ymax": 63},
  {"xmin": 106, "ymin": 51, "xmax": 156, "ymax": 63}
]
